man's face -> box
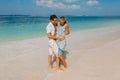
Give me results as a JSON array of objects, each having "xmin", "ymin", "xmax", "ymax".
[{"xmin": 51, "ymin": 18, "xmax": 57, "ymax": 25}]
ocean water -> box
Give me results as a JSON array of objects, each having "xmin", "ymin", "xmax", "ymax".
[{"xmin": 0, "ymin": 16, "xmax": 120, "ymax": 42}]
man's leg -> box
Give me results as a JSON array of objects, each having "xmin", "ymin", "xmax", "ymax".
[
  {"xmin": 48, "ymin": 47, "xmax": 53, "ymax": 70},
  {"xmin": 48, "ymin": 55, "xmax": 53, "ymax": 70}
]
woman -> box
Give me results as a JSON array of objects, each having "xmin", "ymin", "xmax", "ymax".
[{"xmin": 56, "ymin": 16, "xmax": 70, "ymax": 70}]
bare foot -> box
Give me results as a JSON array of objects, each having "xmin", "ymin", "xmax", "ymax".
[
  {"xmin": 63, "ymin": 67, "xmax": 67, "ymax": 71},
  {"xmin": 49, "ymin": 65, "xmax": 53, "ymax": 70},
  {"xmin": 56, "ymin": 68, "xmax": 64, "ymax": 72}
]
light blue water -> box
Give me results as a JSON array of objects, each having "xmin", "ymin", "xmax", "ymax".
[
  {"xmin": 0, "ymin": 22, "xmax": 47, "ymax": 41},
  {"xmin": 67, "ymin": 16, "xmax": 120, "ymax": 31},
  {"xmin": 0, "ymin": 16, "xmax": 120, "ymax": 42}
]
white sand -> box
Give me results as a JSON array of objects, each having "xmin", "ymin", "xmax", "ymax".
[{"xmin": 0, "ymin": 25, "xmax": 120, "ymax": 80}]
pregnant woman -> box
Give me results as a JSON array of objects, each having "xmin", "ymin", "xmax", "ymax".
[{"xmin": 56, "ymin": 16, "xmax": 70, "ymax": 70}]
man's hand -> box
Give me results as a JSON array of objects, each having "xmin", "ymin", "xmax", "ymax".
[{"xmin": 56, "ymin": 36, "xmax": 62, "ymax": 41}]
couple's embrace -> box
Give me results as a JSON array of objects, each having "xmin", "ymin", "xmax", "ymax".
[{"xmin": 46, "ymin": 14, "xmax": 70, "ymax": 72}]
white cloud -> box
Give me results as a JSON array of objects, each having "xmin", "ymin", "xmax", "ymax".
[
  {"xmin": 63, "ymin": 0, "xmax": 78, "ymax": 3},
  {"xmin": 87, "ymin": 0, "xmax": 99, "ymax": 6},
  {"xmin": 36, "ymin": 0, "xmax": 80, "ymax": 9}
]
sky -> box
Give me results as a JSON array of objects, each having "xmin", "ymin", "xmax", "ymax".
[{"xmin": 0, "ymin": 0, "xmax": 120, "ymax": 16}]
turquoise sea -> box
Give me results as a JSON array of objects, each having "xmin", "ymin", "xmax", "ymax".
[{"xmin": 0, "ymin": 15, "xmax": 120, "ymax": 42}]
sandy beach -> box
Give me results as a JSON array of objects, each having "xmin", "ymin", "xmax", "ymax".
[{"xmin": 0, "ymin": 25, "xmax": 120, "ymax": 80}]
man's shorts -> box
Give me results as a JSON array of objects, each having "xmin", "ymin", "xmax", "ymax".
[{"xmin": 48, "ymin": 40, "xmax": 58, "ymax": 56}]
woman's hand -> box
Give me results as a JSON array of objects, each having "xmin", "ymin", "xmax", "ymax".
[
  {"xmin": 60, "ymin": 34, "xmax": 66, "ymax": 41},
  {"xmin": 56, "ymin": 36, "xmax": 62, "ymax": 41},
  {"xmin": 56, "ymin": 36, "xmax": 64, "ymax": 41}
]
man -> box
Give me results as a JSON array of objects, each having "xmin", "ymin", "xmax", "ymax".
[{"xmin": 46, "ymin": 14, "xmax": 61, "ymax": 71}]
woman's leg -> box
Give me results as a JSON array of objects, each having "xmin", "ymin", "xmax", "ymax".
[
  {"xmin": 56, "ymin": 56, "xmax": 60, "ymax": 70},
  {"xmin": 59, "ymin": 54, "xmax": 67, "ymax": 68}
]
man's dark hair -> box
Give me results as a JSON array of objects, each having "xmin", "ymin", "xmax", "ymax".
[{"xmin": 50, "ymin": 14, "xmax": 57, "ymax": 20}]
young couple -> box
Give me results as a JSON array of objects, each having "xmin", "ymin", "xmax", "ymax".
[{"xmin": 46, "ymin": 14, "xmax": 70, "ymax": 72}]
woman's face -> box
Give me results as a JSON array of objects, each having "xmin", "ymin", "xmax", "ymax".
[{"xmin": 59, "ymin": 19, "xmax": 65, "ymax": 25}]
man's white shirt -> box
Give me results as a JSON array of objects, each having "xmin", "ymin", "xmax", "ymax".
[{"xmin": 46, "ymin": 22, "xmax": 55, "ymax": 46}]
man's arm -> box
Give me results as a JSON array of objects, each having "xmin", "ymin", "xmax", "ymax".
[{"xmin": 47, "ymin": 33, "xmax": 58, "ymax": 40}]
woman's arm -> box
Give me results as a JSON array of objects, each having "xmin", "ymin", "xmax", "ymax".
[
  {"xmin": 65, "ymin": 24, "xmax": 70, "ymax": 35},
  {"xmin": 60, "ymin": 24, "xmax": 70, "ymax": 40}
]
